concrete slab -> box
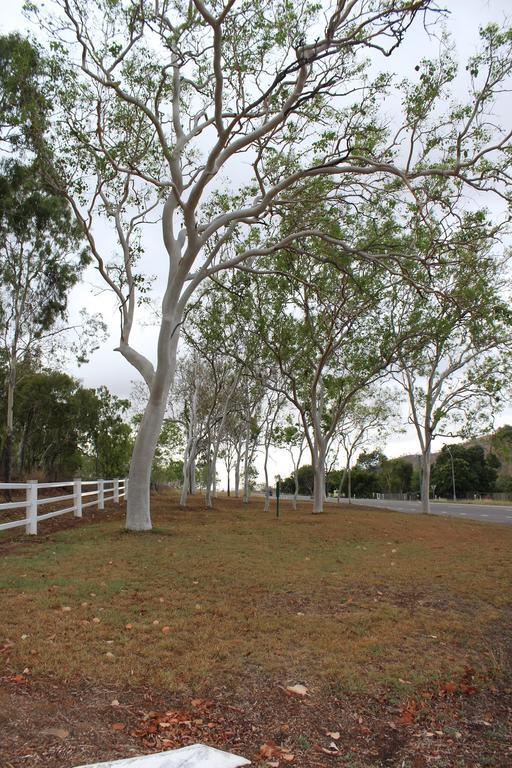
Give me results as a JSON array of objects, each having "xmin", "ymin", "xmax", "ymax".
[{"xmin": 75, "ymin": 744, "xmax": 251, "ymax": 768}]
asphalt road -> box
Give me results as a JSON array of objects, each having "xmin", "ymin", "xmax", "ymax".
[
  {"xmin": 333, "ymin": 497, "xmax": 512, "ymax": 525},
  {"xmin": 276, "ymin": 493, "xmax": 512, "ymax": 525}
]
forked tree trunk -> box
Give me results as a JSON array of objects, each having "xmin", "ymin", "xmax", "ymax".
[
  {"xmin": 126, "ymin": 315, "xmax": 181, "ymax": 530},
  {"xmin": 127, "ymin": 393, "xmax": 170, "ymax": 530}
]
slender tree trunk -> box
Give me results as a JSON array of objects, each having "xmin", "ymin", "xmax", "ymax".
[
  {"xmin": 312, "ymin": 441, "xmax": 326, "ymax": 514},
  {"xmin": 205, "ymin": 440, "xmax": 213, "ymax": 508},
  {"xmin": 337, "ymin": 466, "xmax": 347, "ymax": 503},
  {"xmin": 243, "ymin": 414, "xmax": 251, "ymax": 504},
  {"xmin": 181, "ymin": 440, "xmax": 191, "ymax": 505},
  {"xmin": 3, "ymin": 357, "xmax": 16, "ymax": 492},
  {"xmin": 227, "ymin": 470, "xmax": 230, "ymax": 496},
  {"xmin": 293, "ymin": 464, "xmax": 298, "ymax": 510},
  {"xmin": 263, "ymin": 442, "xmax": 270, "ymax": 512},
  {"xmin": 234, "ymin": 445, "xmax": 241, "ymax": 497},
  {"xmin": 190, "ymin": 458, "xmax": 196, "ymax": 494},
  {"xmin": 421, "ymin": 451, "xmax": 431, "ymax": 514},
  {"xmin": 348, "ymin": 467, "xmax": 352, "ymax": 504},
  {"xmin": 311, "ymin": 378, "xmax": 326, "ymax": 514},
  {"xmin": 313, "ymin": 458, "xmax": 325, "ymax": 514}
]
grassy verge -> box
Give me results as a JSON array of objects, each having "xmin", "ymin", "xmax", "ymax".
[{"xmin": 1, "ymin": 492, "xmax": 510, "ymax": 697}]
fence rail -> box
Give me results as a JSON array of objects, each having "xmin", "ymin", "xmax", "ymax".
[{"xmin": 0, "ymin": 477, "xmax": 128, "ymax": 535}]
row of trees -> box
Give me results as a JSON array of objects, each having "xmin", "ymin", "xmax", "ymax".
[
  {"xmin": 2, "ymin": 3, "xmax": 512, "ymax": 528},
  {"xmin": 0, "ymin": 364, "xmax": 132, "ymax": 481}
]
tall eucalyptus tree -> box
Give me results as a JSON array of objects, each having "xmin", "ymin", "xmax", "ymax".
[
  {"xmin": 391, "ymin": 223, "xmax": 512, "ymax": 514},
  {"xmin": 32, "ymin": 0, "xmax": 512, "ymax": 528}
]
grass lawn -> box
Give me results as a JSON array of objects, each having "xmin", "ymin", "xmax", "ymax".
[{"xmin": 1, "ymin": 492, "xmax": 511, "ymax": 767}]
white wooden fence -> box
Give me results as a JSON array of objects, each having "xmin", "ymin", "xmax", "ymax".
[{"xmin": 0, "ymin": 477, "xmax": 128, "ymax": 535}]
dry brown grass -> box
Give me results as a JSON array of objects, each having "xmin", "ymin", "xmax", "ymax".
[{"xmin": 1, "ymin": 491, "xmax": 511, "ymax": 696}]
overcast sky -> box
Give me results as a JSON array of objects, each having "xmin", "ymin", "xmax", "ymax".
[{"xmin": 2, "ymin": 1, "xmax": 511, "ymax": 485}]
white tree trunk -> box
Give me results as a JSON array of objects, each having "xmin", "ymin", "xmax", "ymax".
[
  {"xmin": 3, "ymin": 353, "xmax": 16, "ymax": 487},
  {"xmin": 421, "ymin": 452, "xmax": 431, "ymax": 514},
  {"xmin": 337, "ymin": 466, "xmax": 347, "ymax": 503},
  {"xmin": 205, "ymin": 441, "xmax": 213, "ymax": 508},
  {"xmin": 293, "ymin": 465, "xmax": 299, "ymax": 510},
  {"xmin": 127, "ymin": 393, "xmax": 169, "ymax": 530},
  {"xmin": 313, "ymin": 456, "xmax": 326, "ymax": 514},
  {"xmin": 312, "ymin": 438, "xmax": 327, "ymax": 514},
  {"xmin": 263, "ymin": 443, "xmax": 270, "ymax": 512},
  {"xmin": 243, "ymin": 409, "xmax": 251, "ymax": 504},
  {"xmin": 234, "ymin": 445, "xmax": 241, "ymax": 497},
  {"xmin": 126, "ymin": 308, "xmax": 181, "ymax": 529}
]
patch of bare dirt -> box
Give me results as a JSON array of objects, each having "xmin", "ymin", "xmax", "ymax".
[{"xmin": 1, "ymin": 671, "xmax": 511, "ymax": 768}]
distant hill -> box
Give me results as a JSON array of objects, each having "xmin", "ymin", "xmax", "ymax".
[{"xmin": 398, "ymin": 427, "xmax": 512, "ymax": 477}]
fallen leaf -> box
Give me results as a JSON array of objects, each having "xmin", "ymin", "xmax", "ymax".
[
  {"xmin": 260, "ymin": 742, "xmax": 280, "ymax": 758},
  {"xmin": 326, "ymin": 731, "xmax": 340, "ymax": 740},
  {"xmin": 285, "ymin": 684, "xmax": 309, "ymax": 696},
  {"xmin": 125, "ymin": 624, "xmax": 133, "ymax": 630},
  {"xmin": 111, "ymin": 699, "xmax": 120, "ymax": 707},
  {"xmin": 282, "ymin": 754, "xmax": 295, "ymax": 762},
  {"xmin": 9, "ymin": 674, "xmax": 28, "ymax": 684},
  {"xmin": 112, "ymin": 723, "xmax": 125, "ymax": 731},
  {"xmin": 62, "ymin": 606, "xmax": 72, "ymax": 612},
  {"xmin": 320, "ymin": 746, "xmax": 339, "ymax": 755},
  {"xmin": 162, "ymin": 626, "xmax": 171, "ymax": 633},
  {"xmin": 42, "ymin": 727, "xmax": 69, "ymax": 740}
]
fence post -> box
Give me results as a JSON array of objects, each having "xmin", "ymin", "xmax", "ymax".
[
  {"xmin": 98, "ymin": 478, "xmax": 105, "ymax": 510},
  {"xmin": 26, "ymin": 480, "xmax": 38, "ymax": 535},
  {"xmin": 113, "ymin": 478, "xmax": 119, "ymax": 504},
  {"xmin": 124, "ymin": 477, "xmax": 129, "ymax": 501},
  {"xmin": 74, "ymin": 477, "xmax": 82, "ymax": 518}
]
